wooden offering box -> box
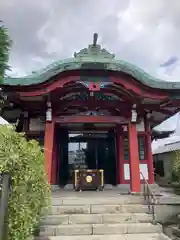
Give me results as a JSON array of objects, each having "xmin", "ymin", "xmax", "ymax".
[{"xmin": 73, "ymin": 169, "xmax": 104, "ymax": 191}]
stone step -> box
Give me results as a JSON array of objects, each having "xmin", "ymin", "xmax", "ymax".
[
  {"xmin": 50, "ymin": 205, "xmax": 90, "ymax": 215},
  {"xmin": 41, "ymin": 213, "xmax": 152, "ymax": 225},
  {"xmin": 35, "ymin": 233, "xmax": 171, "ymax": 240},
  {"xmin": 50, "ymin": 204, "xmax": 149, "ymax": 215},
  {"xmin": 51, "ymin": 196, "xmax": 145, "ymax": 206},
  {"xmin": 91, "ymin": 204, "xmax": 149, "ymax": 214},
  {"xmin": 39, "ymin": 223, "xmax": 162, "ymax": 236}
]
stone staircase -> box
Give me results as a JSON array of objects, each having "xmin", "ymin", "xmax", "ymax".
[{"xmin": 36, "ymin": 191, "xmax": 171, "ymax": 240}]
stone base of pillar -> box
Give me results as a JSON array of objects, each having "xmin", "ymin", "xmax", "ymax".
[
  {"xmin": 116, "ymin": 184, "xmax": 130, "ymax": 194},
  {"xmin": 104, "ymin": 184, "xmax": 115, "ymax": 190},
  {"xmin": 51, "ymin": 185, "xmax": 60, "ymax": 192},
  {"xmin": 64, "ymin": 184, "xmax": 74, "ymax": 190}
]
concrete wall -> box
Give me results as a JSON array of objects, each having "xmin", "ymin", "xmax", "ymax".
[
  {"xmin": 155, "ymin": 196, "xmax": 180, "ymax": 224},
  {"xmin": 155, "ymin": 204, "xmax": 180, "ymax": 224},
  {"xmin": 154, "ymin": 152, "xmax": 174, "ymax": 182}
]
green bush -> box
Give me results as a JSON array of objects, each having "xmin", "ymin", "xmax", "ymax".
[{"xmin": 0, "ymin": 125, "xmax": 50, "ymax": 240}]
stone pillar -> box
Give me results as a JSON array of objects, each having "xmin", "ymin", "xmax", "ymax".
[
  {"xmin": 128, "ymin": 122, "xmax": 141, "ymax": 192},
  {"xmin": 44, "ymin": 121, "xmax": 55, "ymax": 184}
]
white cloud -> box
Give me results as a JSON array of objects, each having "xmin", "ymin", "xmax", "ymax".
[{"xmin": 0, "ymin": 0, "xmax": 180, "ymax": 80}]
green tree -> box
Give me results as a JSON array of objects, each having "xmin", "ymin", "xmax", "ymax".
[
  {"xmin": 0, "ymin": 126, "xmax": 50, "ymax": 240},
  {"xmin": 0, "ymin": 22, "xmax": 11, "ymax": 82}
]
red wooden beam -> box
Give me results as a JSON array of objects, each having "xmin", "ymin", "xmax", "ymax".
[
  {"xmin": 159, "ymin": 109, "xmax": 174, "ymax": 116},
  {"xmin": 56, "ymin": 100, "xmax": 128, "ymax": 109},
  {"xmin": 60, "ymin": 85, "xmax": 134, "ymax": 99},
  {"xmin": 55, "ymin": 101, "xmax": 176, "ymax": 116},
  {"xmin": 15, "ymin": 73, "xmax": 168, "ymax": 100},
  {"xmin": 18, "ymin": 99, "xmax": 180, "ymax": 110},
  {"xmin": 26, "ymin": 125, "xmax": 117, "ymax": 136},
  {"xmin": 17, "ymin": 76, "xmax": 79, "ymax": 97},
  {"xmin": 54, "ymin": 115, "xmax": 127, "ymax": 124},
  {"xmin": 52, "ymin": 87, "xmax": 133, "ymax": 102},
  {"xmin": 163, "ymin": 100, "xmax": 180, "ymax": 107},
  {"xmin": 17, "ymin": 99, "xmax": 178, "ymax": 119},
  {"xmin": 56, "ymin": 110, "xmax": 122, "ymax": 116},
  {"xmin": 110, "ymin": 77, "xmax": 168, "ymax": 100}
]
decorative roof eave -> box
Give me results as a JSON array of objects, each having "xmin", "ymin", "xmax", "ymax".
[{"xmin": 2, "ymin": 33, "xmax": 180, "ymax": 90}]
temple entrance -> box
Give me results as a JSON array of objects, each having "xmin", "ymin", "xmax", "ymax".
[{"xmin": 58, "ymin": 130, "xmax": 116, "ymax": 187}]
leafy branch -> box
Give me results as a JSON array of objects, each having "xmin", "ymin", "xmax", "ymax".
[{"xmin": 0, "ymin": 21, "xmax": 11, "ymax": 83}]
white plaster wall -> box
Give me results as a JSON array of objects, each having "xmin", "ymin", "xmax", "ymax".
[
  {"xmin": 140, "ymin": 163, "xmax": 148, "ymax": 180},
  {"xmin": 124, "ymin": 163, "xmax": 149, "ymax": 180},
  {"xmin": 124, "ymin": 163, "xmax": 130, "ymax": 180}
]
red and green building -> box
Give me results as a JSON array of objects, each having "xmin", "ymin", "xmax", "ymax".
[{"xmin": 1, "ymin": 34, "xmax": 180, "ymax": 192}]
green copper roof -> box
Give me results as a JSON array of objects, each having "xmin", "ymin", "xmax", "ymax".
[{"xmin": 2, "ymin": 33, "xmax": 180, "ymax": 89}]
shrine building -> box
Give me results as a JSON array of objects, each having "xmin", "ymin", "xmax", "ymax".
[{"xmin": 1, "ymin": 33, "xmax": 180, "ymax": 192}]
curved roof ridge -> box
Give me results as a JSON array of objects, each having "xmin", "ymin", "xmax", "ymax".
[
  {"xmin": 3, "ymin": 57, "xmax": 180, "ymax": 89},
  {"xmin": 6, "ymin": 57, "xmax": 163, "ymax": 80}
]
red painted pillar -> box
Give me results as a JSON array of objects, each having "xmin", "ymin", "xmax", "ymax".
[
  {"xmin": 116, "ymin": 134, "xmax": 124, "ymax": 184},
  {"xmin": 44, "ymin": 121, "xmax": 55, "ymax": 184},
  {"xmin": 145, "ymin": 122, "xmax": 154, "ymax": 184},
  {"xmin": 128, "ymin": 122, "xmax": 141, "ymax": 192}
]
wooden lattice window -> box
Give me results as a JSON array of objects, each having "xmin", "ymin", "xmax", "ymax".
[
  {"xmin": 123, "ymin": 137, "xmax": 129, "ymax": 161},
  {"xmin": 123, "ymin": 135, "xmax": 147, "ymax": 161},
  {"xmin": 138, "ymin": 136, "xmax": 146, "ymax": 160}
]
